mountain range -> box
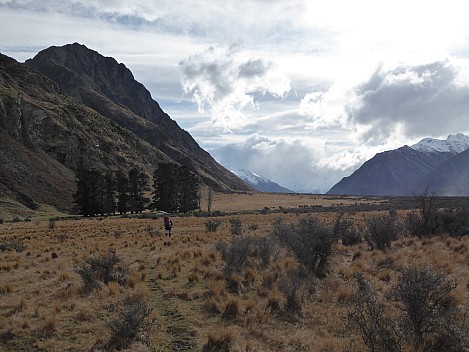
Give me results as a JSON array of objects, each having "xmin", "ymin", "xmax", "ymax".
[
  {"xmin": 0, "ymin": 43, "xmax": 251, "ymax": 212},
  {"xmin": 227, "ymin": 166, "xmax": 292, "ymax": 193},
  {"xmin": 327, "ymin": 133, "xmax": 469, "ymax": 196}
]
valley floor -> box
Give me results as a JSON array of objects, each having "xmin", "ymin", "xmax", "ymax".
[{"xmin": 0, "ymin": 193, "xmax": 468, "ymax": 351}]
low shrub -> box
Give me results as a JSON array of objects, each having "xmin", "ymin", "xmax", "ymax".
[
  {"xmin": 229, "ymin": 217, "xmax": 243, "ymax": 236},
  {"xmin": 364, "ymin": 210, "xmax": 401, "ymax": 250},
  {"xmin": 107, "ymin": 293, "xmax": 153, "ymax": 350},
  {"xmin": 273, "ymin": 216, "xmax": 333, "ymax": 277},
  {"xmin": 405, "ymin": 189, "xmax": 439, "ymax": 238},
  {"xmin": 332, "ymin": 212, "xmax": 361, "ymax": 246},
  {"xmin": 347, "ymin": 275, "xmax": 402, "ymax": 352},
  {"xmin": 348, "ymin": 267, "xmax": 468, "ymax": 352},
  {"xmin": 279, "ymin": 270, "xmax": 306, "ymax": 315},
  {"xmin": 48, "ymin": 219, "xmax": 56, "ymax": 229},
  {"xmin": 222, "ymin": 296, "xmax": 240, "ymax": 320},
  {"xmin": 216, "ymin": 236, "xmax": 276, "ymax": 278},
  {"xmin": 437, "ymin": 208, "xmax": 469, "ymax": 239},
  {"xmin": 394, "ymin": 266, "xmax": 464, "ymax": 350},
  {"xmin": 75, "ymin": 249, "xmax": 128, "ymax": 294},
  {"xmin": 205, "ymin": 219, "xmax": 221, "ymax": 232}
]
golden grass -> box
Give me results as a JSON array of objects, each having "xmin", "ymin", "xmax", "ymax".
[{"xmin": 0, "ymin": 193, "xmax": 468, "ymax": 351}]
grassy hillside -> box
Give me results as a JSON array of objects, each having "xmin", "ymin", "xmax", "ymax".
[{"xmin": 0, "ymin": 193, "xmax": 468, "ymax": 351}]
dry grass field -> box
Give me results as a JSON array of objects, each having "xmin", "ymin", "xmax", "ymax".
[{"xmin": 0, "ymin": 192, "xmax": 468, "ymax": 351}]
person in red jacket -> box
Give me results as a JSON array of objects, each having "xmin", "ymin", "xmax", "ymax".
[{"xmin": 163, "ymin": 215, "xmax": 173, "ymax": 237}]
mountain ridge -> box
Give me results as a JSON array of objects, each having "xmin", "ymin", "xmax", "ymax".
[
  {"xmin": 327, "ymin": 134, "xmax": 469, "ymax": 196},
  {"xmin": 25, "ymin": 43, "xmax": 251, "ymax": 192},
  {"xmin": 228, "ymin": 166, "xmax": 293, "ymax": 193},
  {"xmin": 411, "ymin": 133, "xmax": 469, "ymax": 154},
  {"xmin": 0, "ymin": 44, "xmax": 251, "ymax": 213}
]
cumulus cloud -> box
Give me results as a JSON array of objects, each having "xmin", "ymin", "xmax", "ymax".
[
  {"xmin": 301, "ymin": 60, "xmax": 469, "ymax": 145},
  {"xmin": 348, "ymin": 61, "xmax": 469, "ymax": 141},
  {"xmin": 179, "ymin": 45, "xmax": 290, "ymax": 131}
]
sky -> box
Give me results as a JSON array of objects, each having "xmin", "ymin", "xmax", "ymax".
[{"xmin": 2, "ymin": 0, "xmax": 469, "ymax": 192}]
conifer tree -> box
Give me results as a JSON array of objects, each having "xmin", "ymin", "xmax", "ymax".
[
  {"xmin": 73, "ymin": 168, "xmax": 103, "ymax": 216},
  {"xmin": 102, "ymin": 172, "xmax": 116, "ymax": 215},
  {"xmin": 151, "ymin": 163, "xmax": 200, "ymax": 213},
  {"xmin": 115, "ymin": 170, "xmax": 129, "ymax": 214},
  {"xmin": 128, "ymin": 168, "xmax": 149, "ymax": 213},
  {"xmin": 151, "ymin": 163, "xmax": 180, "ymax": 212},
  {"xmin": 179, "ymin": 166, "xmax": 200, "ymax": 213}
]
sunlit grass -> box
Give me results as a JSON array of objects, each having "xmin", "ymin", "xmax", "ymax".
[{"xmin": 0, "ymin": 194, "xmax": 468, "ymax": 350}]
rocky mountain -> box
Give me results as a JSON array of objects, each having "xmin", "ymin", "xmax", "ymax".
[
  {"xmin": 327, "ymin": 134, "xmax": 469, "ymax": 196},
  {"xmin": 228, "ymin": 166, "xmax": 292, "ymax": 193},
  {"xmin": 0, "ymin": 44, "xmax": 251, "ymax": 212},
  {"xmin": 25, "ymin": 43, "xmax": 250, "ymax": 193}
]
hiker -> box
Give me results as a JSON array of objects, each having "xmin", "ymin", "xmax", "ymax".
[{"xmin": 163, "ymin": 214, "xmax": 173, "ymax": 237}]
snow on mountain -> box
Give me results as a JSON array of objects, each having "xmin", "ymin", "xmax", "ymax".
[
  {"xmin": 411, "ymin": 133, "xmax": 469, "ymax": 154},
  {"xmin": 230, "ymin": 167, "xmax": 267, "ymax": 185},
  {"xmin": 228, "ymin": 166, "xmax": 293, "ymax": 193}
]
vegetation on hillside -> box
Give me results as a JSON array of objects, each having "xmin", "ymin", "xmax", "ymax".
[{"xmin": 73, "ymin": 163, "xmax": 200, "ymax": 216}]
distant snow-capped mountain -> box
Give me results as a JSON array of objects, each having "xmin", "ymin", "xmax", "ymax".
[
  {"xmin": 411, "ymin": 133, "xmax": 469, "ymax": 154},
  {"xmin": 327, "ymin": 133, "xmax": 469, "ymax": 196},
  {"xmin": 228, "ymin": 166, "xmax": 293, "ymax": 193}
]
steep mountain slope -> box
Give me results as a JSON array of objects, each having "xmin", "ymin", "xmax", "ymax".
[
  {"xmin": 25, "ymin": 43, "xmax": 250, "ymax": 192},
  {"xmin": 0, "ymin": 47, "xmax": 251, "ymax": 212},
  {"xmin": 421, "ymin": 148, "xmax": 469, "ymax": 195},
  {"xmin": 327, "ymin": 134, "xmax": 469, "ymax": 196},
  {"xmin": 327, "ymin": 146, "xmax": 454, "ymax": 196},
  {"xmin": 0, "ymin": 53, "xmax": 173, "ymax": 211}
]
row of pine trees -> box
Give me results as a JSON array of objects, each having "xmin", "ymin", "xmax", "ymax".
[{"xmin": 73, "ymin": 163, "xmax": 200, "ymax": 216}]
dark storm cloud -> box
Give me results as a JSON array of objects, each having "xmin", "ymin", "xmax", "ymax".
[
  {"xmin": 238, "ymin": 59, "xmax": 270, "ymax": 78},
  {"xmin": 348, "ymin": 61, "xmax": 469, "ymax": 143}
]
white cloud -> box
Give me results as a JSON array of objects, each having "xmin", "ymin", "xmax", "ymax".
[
  {"xmin": 179, "ymin": 45, "xmax": 290, "ymax": 131},
  {"xmin": 210, "ymin": 134, "xmax": 354, "ymax": 193},
  {"xmin": 300, "ymin": 60, "xmax": 469, "ymax": 146},
  {"xmin": 3, "ymin": 1, "xmax": 469, "ymax": 193},
  {"xmin": 348, "ymin": 61, "xmax": 469, "ymax": 143}
]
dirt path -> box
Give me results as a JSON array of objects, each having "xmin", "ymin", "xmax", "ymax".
[{"xmin": 147, "ymin": 267, "xmax": 200, "ymax": 351}]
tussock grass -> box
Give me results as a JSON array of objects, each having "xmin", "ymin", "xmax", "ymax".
[{"xmin": 1, "ymin": 194, "xmax": 469, "ymax": 351}]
